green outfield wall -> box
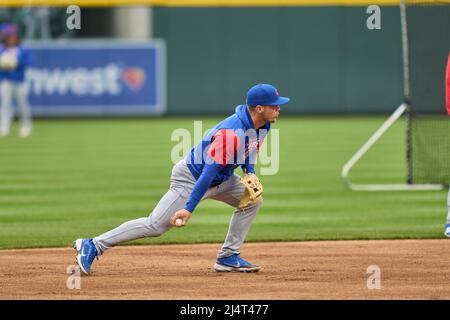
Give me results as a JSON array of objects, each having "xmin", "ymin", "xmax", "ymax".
[{"xmin": 153, "ymin": 6, "xmax": 405, "ymax": 115}]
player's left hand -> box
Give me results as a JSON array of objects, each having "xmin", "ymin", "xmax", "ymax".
[{"xmin": 170, "ymin": 209, "xmax": 191, "ymax": 227}]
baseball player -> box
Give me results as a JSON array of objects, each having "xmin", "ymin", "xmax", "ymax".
[
  {"xmin": 0, "ymin": 23, "xmax": 32, "ymax": 138},
  {"xmin": 73, "ymin": 83, "xmax": 290, "ymax": 274},
  {"xmin": 445, "ymin": 52, "xmax": 450, "ymax": 237}
]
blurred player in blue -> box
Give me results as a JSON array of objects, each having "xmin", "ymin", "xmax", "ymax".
[{"xmin": 0, "ymin": 23, "xmax": 32, "ymax": 138}]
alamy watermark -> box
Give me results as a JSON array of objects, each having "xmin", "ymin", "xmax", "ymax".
[
  {"xmin": 366, "ymin": 265, "xmax": 381, "ymax": 289},
  {"xmin": 66, "ymin": 5, "xmax": 81, "ymax": 30},
  {"xmin": 171, "ymin": 121, "xmax": 280, "ymax": 175},
  {"xmin": 66, "ymin": 265, "xmax": 81, "ymax": 290},
  {"xmin": 366, "ymin": 5, "xmax": 381, "ymax": 30}
]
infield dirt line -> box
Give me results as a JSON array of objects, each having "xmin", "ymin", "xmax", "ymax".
[{"xmin": 0, "ymin": 239, "xmax": 449, "ymax": 299}]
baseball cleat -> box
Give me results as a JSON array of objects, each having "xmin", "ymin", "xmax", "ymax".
[
  {"xmin": 445, "ymin": 224, "xmax": 450, "ymax": 237},
  {"xmin": 73, "ymin": 238, "xmax": 98, "ymax": 275},
  {"xmin": 214, "ymin": 254, "xmax": 261, "ymax": 273}
]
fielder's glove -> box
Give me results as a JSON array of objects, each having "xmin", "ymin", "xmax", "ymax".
[
  {"xmin": 238, "ymin": 173, "xmax": 263, "ymax": 208},
  {"xmin": 0, "ymin": 53, "xmax": 18, "ymax": 70}
]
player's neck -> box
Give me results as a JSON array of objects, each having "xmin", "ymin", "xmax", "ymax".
[{"xmin": 248, "ymin": 109, "xmax": 266, "ymax": 130}]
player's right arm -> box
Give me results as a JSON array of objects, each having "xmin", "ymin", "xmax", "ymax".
[
  {"xmin": 184, "ymin": 163, "xmax": 224, "ymax": 213},
  {"xmin": 18, "ymin": 48, "xmax": 31, "ymax": 69},
  {"xmin": 170, "ymin": 130, "xmax": 240, "ymax": 226},
  {"xmin": 170, "ymin": 163, "xmax": 223, "ymax": 227}
]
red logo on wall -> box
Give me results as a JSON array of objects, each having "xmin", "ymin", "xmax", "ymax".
[{"xmin": 122, "ymin": 68, "xmax": 146, "ymax": 91}]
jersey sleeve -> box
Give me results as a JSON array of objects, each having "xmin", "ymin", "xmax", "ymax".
[
  {"xmin": 241, "ymin": 164, "xmax": 255, "ymax": 174},
  {"xmin": 207, "ymin": 129, "xmax": 240, "ymax": 166},
  {"xmin": 184, "ymin": 129, "xmax": 240, "ymax": 213},
  {"xmin": 18, "ymin": 49, "xmax": 31, "ymax": 68},
  {"xmin": 184, "ymin": 163, "xmax": 223, "ymax": 213}
]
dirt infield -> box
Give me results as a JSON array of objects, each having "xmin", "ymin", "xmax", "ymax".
[{"xmin": 0, "ymin": 239, "xmax": 449, "ymax": 300}]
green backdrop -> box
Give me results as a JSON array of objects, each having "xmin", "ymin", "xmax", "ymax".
[{"xmin": 153, "ymin": 6, "xmax": 404, "ymax": 115}]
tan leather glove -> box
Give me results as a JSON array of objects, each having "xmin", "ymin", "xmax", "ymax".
[{"xmin": 238, "ymin": 173, "xmax": 263, "ymax": 208}]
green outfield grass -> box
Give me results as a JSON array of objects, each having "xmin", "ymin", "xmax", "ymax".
[{"xmin": 0, "ymin": 116, "xmax": 447, "ymax": 249}]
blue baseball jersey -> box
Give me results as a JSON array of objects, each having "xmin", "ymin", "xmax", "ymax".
[
  {"xmin": 0, "ymin": 44, "xmax": 31, "ymax": 82},
  {"xmin": 185, "ymin": 105, "xmax": 270, "ymax": 213}
]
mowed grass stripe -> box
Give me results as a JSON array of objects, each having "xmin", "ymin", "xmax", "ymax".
[{"xmin": 0, "ymin": 117, "xmax": 447, "ymax": 249}]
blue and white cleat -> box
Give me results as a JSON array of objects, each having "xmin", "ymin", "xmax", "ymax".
[
  {"xmin": 445, "ymin": 224, "xmax": 450, "ymax": 238},
  {"xmin": 73, "ymin": 238, "xmax": 98, "ymax": 275},
  {"xmin": 214, "ymin": 254, "xmax": 261, "ymax": 273}
]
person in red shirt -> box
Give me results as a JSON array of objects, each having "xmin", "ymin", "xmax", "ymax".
[
  {"xmin": 446, "ymin": 53, "xmax": 450, "ymax": 116},
  {"xmin": 445, "ymin": 52, "xmax": 450, "ymax": 237}
]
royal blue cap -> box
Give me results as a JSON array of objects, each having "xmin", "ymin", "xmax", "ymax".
[
  {"xmin": 0, "ymin": 23, "xmax": 8, "ymax": 34},
  {"xmin": 3, "ymin": 24, "xmax": 18, "ymax": 37},
  {"xmin": 246, "ymin": 84, "xmax": 290, "ymax": 107}
]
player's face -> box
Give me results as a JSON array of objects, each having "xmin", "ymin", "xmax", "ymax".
[
  {"xmin": 4, "ymin": 35, "xmax": 18, "ymax": 47},
  {"xmin": 262, "ymin": 105, "xmax": 280, "ymax": 123}
]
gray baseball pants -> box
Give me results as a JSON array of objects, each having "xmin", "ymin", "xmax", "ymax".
[
  {"xmin": 0, "ymin": 80, "xmax": 32, "ymax": 134},
  {"xmin": 93, "ymin": 158, "xmax": 262, "ymax": 259}
]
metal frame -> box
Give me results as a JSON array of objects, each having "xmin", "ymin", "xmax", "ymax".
[
  {"xmin": 342, "ymin": 0, "xmax": 446, "ymax": 191},
  {"xmin": 341, "ymin": 103, "xmax": 445, "ymax": 191}
]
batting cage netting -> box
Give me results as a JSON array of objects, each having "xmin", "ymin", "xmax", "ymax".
[{"xmin": 402, "ymin": 0, "xmax": 450, "ymax": 185}]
